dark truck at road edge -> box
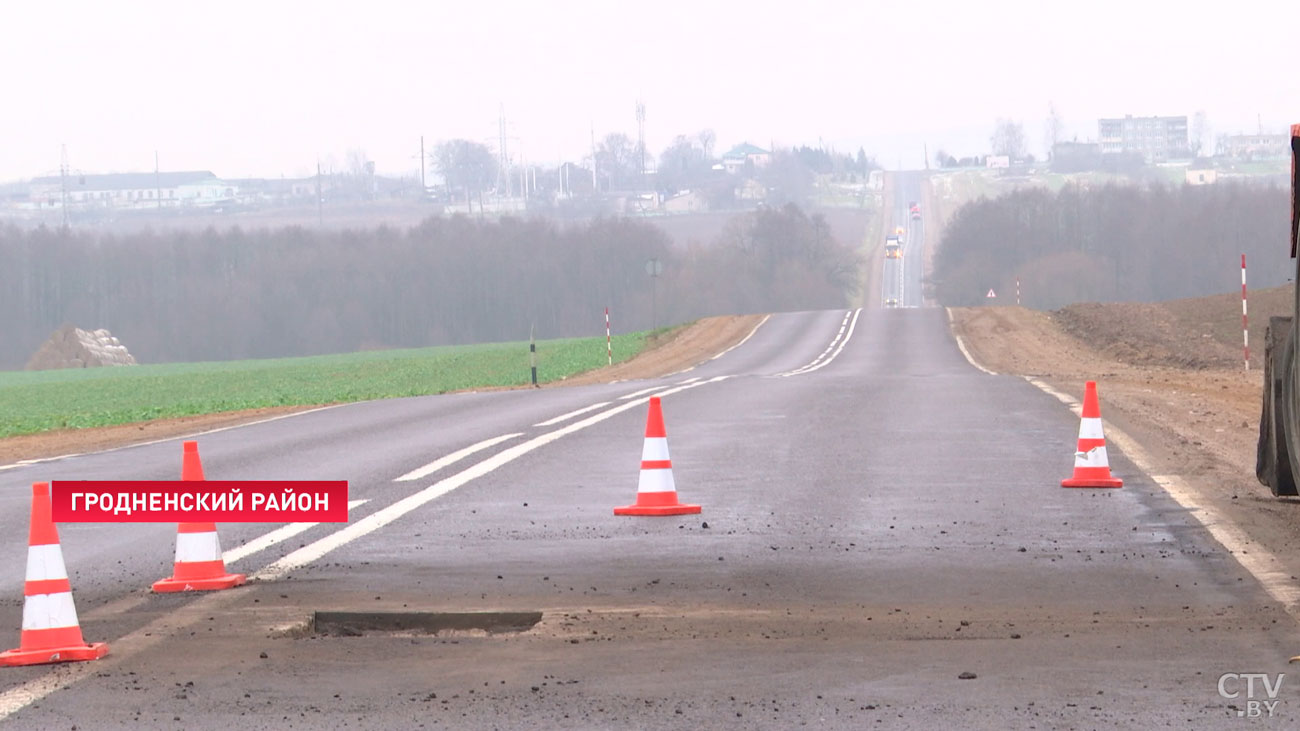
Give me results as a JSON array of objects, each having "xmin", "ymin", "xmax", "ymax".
[{"xmin": 1256, "ymin": 124, "xmax": 1300, "ymax": 495}]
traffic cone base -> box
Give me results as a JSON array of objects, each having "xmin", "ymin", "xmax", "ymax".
[
  {"xmin": 2, "ymin": 483, "xmax": 108, "ymax": 667},
  {"xmin": 1062, "ymin": 381, "xmax": 1123, "ymax": 489},
  {"xmin": 152, "ymin": 573, "xmax": 246, "ymax": 593},
  {"xmin": 1062, "ymin": 475, "xmax": 1123, "ymax": 489},
  {"xmin": 0, "ymin": 641, "xmax": 108, "ymax": 667},
  {"xmin": 614, "ymin": 502, "xmax": 702, "ymax": 516}
]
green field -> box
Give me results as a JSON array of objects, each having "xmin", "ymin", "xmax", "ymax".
[{"xmin": 0, "ymin": 330, "xmax": 665, "ymax": 438}]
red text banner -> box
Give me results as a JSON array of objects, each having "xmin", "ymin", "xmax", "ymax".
[{"xmin": 49, "ymin": 481, "xmax": 349, "ymax": 523}]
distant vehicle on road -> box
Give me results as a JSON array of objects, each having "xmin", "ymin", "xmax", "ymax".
[
  {"xmin": 884, "ymin": 235, "xmax": 901, "ymax": 259},
  {"xmin": 909, "ymin": 202, "xmax": 921, "ymax": 220},
  {"xmin": 884, "ymin": 297, "xmax": 899, "ymax": 307}
]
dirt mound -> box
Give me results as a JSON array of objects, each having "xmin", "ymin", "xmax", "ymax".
[
  {"xmin": 25, "ymin": 325, "xmax": 138, "ymax": 370},
  {"xmin": 1051, "ymin": 284, "xmax": 1294, "ymax": 371}
]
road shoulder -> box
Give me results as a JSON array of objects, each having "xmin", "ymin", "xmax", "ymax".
[{"xmin": 950, "ymin": 305, "xmax": 1300, "ymax": 617}]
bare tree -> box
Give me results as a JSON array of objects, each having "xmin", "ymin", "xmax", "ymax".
[
  {"xmin": 657, "ymin": 135, "xmax": 713, "ymax": 194},
  {"xmin": 1044, "ymin": 103, "xmax": 1064, "ymax": 159},
  {"xmin": 696, "ymin": 129, "xmax": 717, "ymax": 160},
  {"xmin": 1191, "ymin": 110, "xmax": 1210, "ymax": 157},
  {"xmin": 990, "ymin": 119, "xmax": 1027, "ymax": 159},
  {"xmin": 433, "ymin": 139, "xmax": 497, "ymax": 212},
  {"xmin": 595, "ymin": 133, "xmax": 640, "ymax": 191}
]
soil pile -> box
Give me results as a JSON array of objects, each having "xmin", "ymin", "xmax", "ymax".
[{"xmin": 25, "ymin": 325, "xmax": 138, "ymax": 370}]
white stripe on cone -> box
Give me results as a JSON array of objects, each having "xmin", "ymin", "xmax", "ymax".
[
  {"xmin": 641, "ymin": 437, "xmax": 671, "ymax": 461},
  {"xmin": 1074, "ymin": 446, "xmax": 1111, "ymax": 468},
  {"xmin": 1077, "ymin": 418, "xmax": 1105, "ymax": 440},
  {"xmin": 21, "ymin": 592, "xmax": 79, "ymax": 631},
  {"xmin": 637, "ymin": 465, "xmax": 677, "ymax": 494},
  {"xmin": 175, "ymin": 532, "xmax": 223, "ymax": 563},
  {"xmin": 25, "ymin": 544, "xmax": 69, "ymax": 582}
]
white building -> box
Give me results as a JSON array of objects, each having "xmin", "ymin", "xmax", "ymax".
[{"xmin": 26, "ymin": 171, "xmax": 236, "ymax": 210}]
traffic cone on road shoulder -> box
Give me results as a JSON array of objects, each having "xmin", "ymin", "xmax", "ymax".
[
  {"xmin": 1061, "ymin": 381, "xmax": 1123, "ymax": 488},
  {"xmin": 0, "ymin": 483, "xmax": 108, "ymax": 667},
  {"xmin": 615, "ymin": 397, "xmax": 702, "ymax": 516},
  {"xmin": 152, "ymin": 441, "xmax": 246, "ymax": 593}
]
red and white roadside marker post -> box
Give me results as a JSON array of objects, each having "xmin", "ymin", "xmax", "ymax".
[
  {"xmin": 606, "ymin": 307, "xmax": 612, "ymax": 366},
  {"xmin": 1242, "ymin": 254, "xmax": 1250, "ymax": 371}
]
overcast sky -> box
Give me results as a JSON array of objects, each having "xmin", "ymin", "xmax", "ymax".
[{"xmin": 3, "ymin": 0, "xmax": 1297, "ymax": 181}]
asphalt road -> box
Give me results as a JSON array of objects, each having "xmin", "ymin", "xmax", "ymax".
[
  {"xmin": 882, "ymin": 172, "xmax": 925, "ymax": 309},
  {"xmin": 0, "ymin": 304, "xmax": 1296, "ymax": 728}
]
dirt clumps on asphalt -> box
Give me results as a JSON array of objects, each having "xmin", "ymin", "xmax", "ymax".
[{"xmin": 950, "ymin": 291, "xmax": 1300, "ymax": 596}]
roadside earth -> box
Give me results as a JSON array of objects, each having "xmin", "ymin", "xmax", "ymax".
[
  {"xmin": 0, "ymin": 315, "xmax": 764, "ymax": 466},
  {"xmin": 950, "ymin": 302, "xmax": 1300, "ymax": 607}
]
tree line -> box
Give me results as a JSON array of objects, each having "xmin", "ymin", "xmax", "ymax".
[
  {"xmin": 0, "ymin": 204, "xmax": 859, "ymax": 368},
  {"xmin": 933, "ymin": 181, "xmax": 1291, "ymax": 309}
]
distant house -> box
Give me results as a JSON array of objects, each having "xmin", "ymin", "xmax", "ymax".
[
  {"xmin": 663, "ymin": 190, "xmax": 708, "ymax": 213},
  {"xmin": 27, "ymin": 171, "xmax": 235, "ymax": 209},
  {"xmin": 1224, "ymin": 134, "xmax": 1288, "ymax": 160},
  {"xmin": 986, "ymin": 155, "xmax": 1010, "ymax": 169},
  {"xmin": 1186, "ymin": 168, "xmax": 1217, "ymax": 185},
  {"xmin": 721, "ymin": 143, "xmax": 771, "ymax": 175}
]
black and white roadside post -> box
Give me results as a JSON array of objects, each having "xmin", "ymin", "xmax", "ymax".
[
  {"xmin": 529, "ymin": 322, "xmax": 538, "ymax": 388},
  {"xmin": 646, "ymin": 257, "xmax": 663, "ymax": 330}
]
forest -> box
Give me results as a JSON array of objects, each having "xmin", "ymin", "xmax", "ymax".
[
  {"xmin": 0, "ymin": 204, "xmax": 859, "ymax": 369},
  {"xmin": 933, "ymin": 182, "xmax": 1291, "ymax": 309}
]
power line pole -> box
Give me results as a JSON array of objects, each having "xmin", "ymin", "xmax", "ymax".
[
  {"xmin": 636, "ymin": 100, "xmax": 646, "ymax": 191},
  {"xmin": 497, "ymin": 103, "xmax": 511, "ymax": 198},
  {"xmin": 590, "ymin": 123, "xmax": 598, "ymax": 191},
  {"xmin": 316, "ymin": 160, "xmax": 323, "ymax": 227},
  {"xmin": 419, "ymin": 136, "xmax": 426, "ymax": 191},
  {"xmin": 59, "ymin": 144, "xmax": 70, "ymax": 229}
]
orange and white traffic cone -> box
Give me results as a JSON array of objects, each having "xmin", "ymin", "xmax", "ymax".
[
  {"xmin": 1061, "ymin": 381, "xmax": 1123, "ymax": 488},
  {"xmin": 0, "ymin": 483, "xmax": 108, "ymax": 666},
  {"xmin": 152, "ymin": 441, "xmax": 246, "ymax": 592},
  {"xmin": 614, "ymin": 396, "xmax": 701, "ymax": 516}
]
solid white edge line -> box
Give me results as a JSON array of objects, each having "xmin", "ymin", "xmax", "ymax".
[
  {"xmin": 787, "ymin": 308, "xmax": 863, "ymax": 376},
  {"xmin": 0, "ymin": 405, "xmax": 344, "ymax": 471},
  {"xmin": 945, "ymin": 307, "xmax": 997, "ymax": 376},
  {"xmin": 222, "ymin": 499, "xmax": 368, "ymax": 565},
  {"xmin": 533, "ymin": 402, "xmax": 610, "ymax": 428},
  {"xmin": 709, "ymin": 314, "xmax": 771, "ymax": 360},
  {"xmin": 617, "ymin": 386, "xmax": 662, "ymax": 400},
  {"xmin": 394, "ymin": 433, "xmax": 523, "ymax": 482},
  {"xmin": 1023, "ymin": 376, "xmax": 1300, "ymax": 622},
  {"xmin": 256, "ymin": 376, "xmax": 730, "ymax": 582}
]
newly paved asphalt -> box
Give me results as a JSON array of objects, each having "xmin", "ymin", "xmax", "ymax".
[{"xmin": 0, "ymin": 311, "xmax": 1296, "ymax": 726}]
